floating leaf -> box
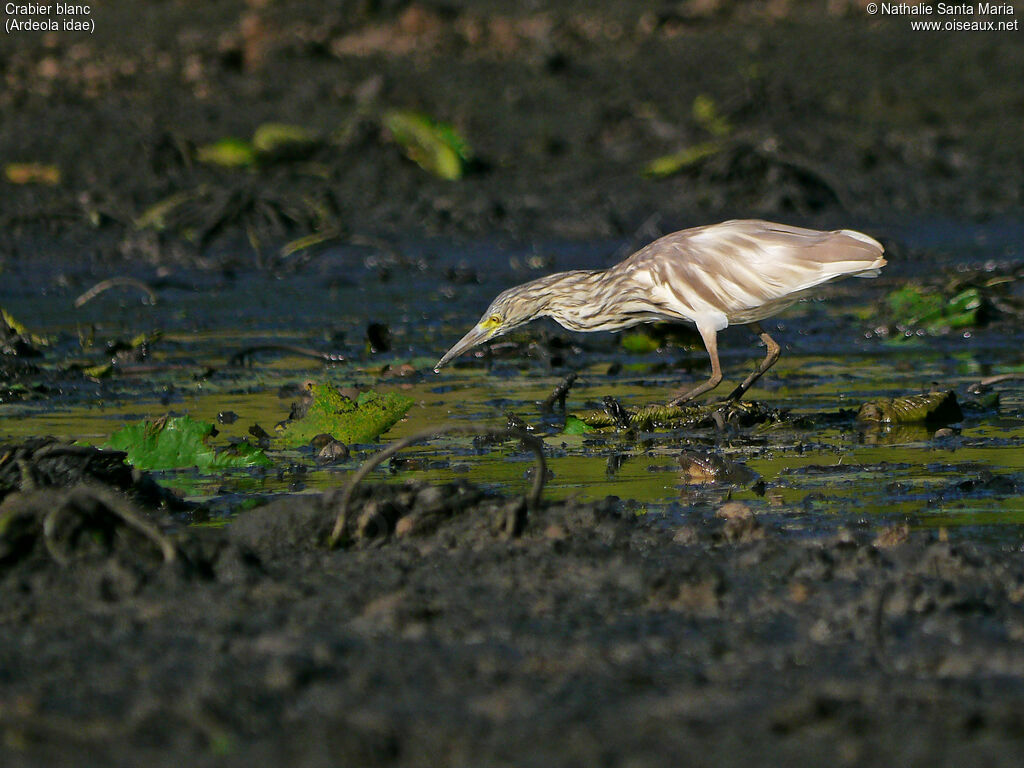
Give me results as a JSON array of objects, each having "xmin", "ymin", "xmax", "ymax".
[
  {"xmin": 563, "ymin": 415, "xmax": 594, "ymax": 435},
  {"xmin": 196, "ymin": 138, "xmax": 256, "ymax": 168},
  {"xmin": 886, "ymin": 285, "xmax": 984, "ymax": 332},
  {"xmin": 108, "ymin": 415, "xmax": 272, "ymax": 471},
  {"xmin": 642, "ymin": 141, "xmax": 721, "ymax": 179},
  {"xmin": 252, "ymin": 123, "xmax": 320, "ymax": 161},
  {"xmin": 278, "ymin": 383, "xmax": 414, "ymax": 447},
  {"xmin": 857, "ymin": 391, "xmax": 963, "ymax": 425},
  {"xmin": 382, "ymin": 110, "xmax": 471, "ymax": 180},
  {"xmin": 5, "ymin": 163, "xmax": 60, "ymax": 185}
]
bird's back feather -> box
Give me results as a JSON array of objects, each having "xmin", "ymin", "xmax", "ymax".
[{"xmin": 618, "ymin": 219, "xmax": 885, "ymax": 328}]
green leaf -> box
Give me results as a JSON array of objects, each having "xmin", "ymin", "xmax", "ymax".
[
  {"xmin": 642, "ymin": 141, "xmax": 721, "ymax": 179},
  {"xmin": 196, "ymin": 138, "xmax": 256, "ymax": 168},
  {"xmin": 563, "ymin": 415, "xmax": 594, "ymax": 435},
  {"xmin": 382, "ymin": 110, "xmax": 471, "ymax": 180},
  {"xmin": 108, "ymin": 415, "xmax": 272, "ymax": 471},
  {"xmin": 252, "ymin": 123, "xmax": 320, "ymax": 161},
  {"xmin": 278, "ymin": 383, "xmax": 414, "ymax": 447}
]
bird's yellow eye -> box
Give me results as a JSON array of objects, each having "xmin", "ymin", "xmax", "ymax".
[{"xmin": 483, "ymin": 314, "xmax": 502, "ymax": 330}]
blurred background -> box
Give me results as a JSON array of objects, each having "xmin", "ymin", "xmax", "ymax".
[{"xmin": 3, "ymin": 0, "xmax": 1022, "ymax": 266}]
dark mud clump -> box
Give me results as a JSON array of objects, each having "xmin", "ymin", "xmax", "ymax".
[{"xmin": 3, "ymin": 455, "xmax": 1024, "ymax": 765}]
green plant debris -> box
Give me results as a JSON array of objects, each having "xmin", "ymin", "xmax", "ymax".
[
  {"xmin": 278, "ymin": 383, "xmax": 415, "ymax": 447},
  {"xmin": 196, "ymin": 138, "xmax": 257, "ymax": 168},
  {"xmin": 252, "ymin": 123, "xmax": 320, "ymax": 161},
  {"xmin": 575, "ymin": 400, "xmax": 777, "ymax": 431},
  {"xmin": 108, "ymin": 415, "xmax": 272, "ymax": 471},
  {"xmin": 886, "ymin": 284, "xmax": 984, "ymax": 332},
  {"xmin": 4, "ymin": 162, "xmax": 60, "ymax": 185},
  {"xmin": 134, "ymin": 189, "xmax": 203, "ymax": 231},
  {"xmin": 620, "ymin": 331, "xmax": 662, "ymax": 354},
  {"xmin": 563, "ymin": 415, "xmax": 595, "ymax": 435},
  {"xmin": 382, "ymin": 110, "xmax": 472, "ymax": 181},
  {"xmin": 642, "ymin": 141, "xmax": 721, "ymax": 179},
  {"xmin": 280, "ymin": 229, "xmax": 340, "ymax": 258},
  {"xmin": 83, "ymin": 363, "xmax": 113, "ymax": 380},
  {"xmin": 692, "ymin": 94, "xmax": 732, "ymax": 137},
  {"xmin": 857, "ymin": 390, "xmax": 963, "ymax": 425},
  {"xmin": 1, "ymin": 309, "xmax": 48, "ymax": 348}
]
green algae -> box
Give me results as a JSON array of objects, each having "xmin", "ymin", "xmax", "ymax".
[
  {"xmin": 886, "ymin": 284, "xmax": 984, "ymax": 332},
  {"xmin": 574, "ymin": 400, "xmax": 777, "ymax": 431},
  {"xmin": 277, "ymin": 383, "xmax": 414, "ymax": 448}
]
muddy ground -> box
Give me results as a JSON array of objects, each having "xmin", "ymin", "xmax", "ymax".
[
  {"xmin": 2, "ymin": 0, "xmax": 1024, "ymax": 766},
  {"xmin": 3, "ymin": 0, "xmax": 1023, "ymax": 262},
  {"xmin": 4, "ymin": 448, "xmax": 1024, "ymax": 768}
]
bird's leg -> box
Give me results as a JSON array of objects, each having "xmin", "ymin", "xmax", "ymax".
[
  {"xmin": 667, "ymin": 325, "xmax": 723, "ymax": 406},
  {"xmin": 726, "ymin": 322, "xmax": 781, "ymax": 401}
]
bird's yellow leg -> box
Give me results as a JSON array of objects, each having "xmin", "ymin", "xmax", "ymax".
[
  {"xmin": 726, "ymin": 322, "xmax": 781, "ymax": 401},
  {"xmin": 666, "ymin": 324, "xmax": 723, "ymax": 406}
]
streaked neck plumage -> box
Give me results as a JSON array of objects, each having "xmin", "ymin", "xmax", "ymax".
[{"xmin": 535, "ymin": 268, "xmax": 645, "ymax": 332}]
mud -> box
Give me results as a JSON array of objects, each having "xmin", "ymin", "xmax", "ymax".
[
  {"xmin": 2, "ymin": 461, "xmax": 1024, "ymax": 767},
  {"xmin": 3, "ymin": 1, "xmax": 1024, "ymax": 262},
  {"xmin": 3, "ymin": 0, "xmax": 1024, "ymax": 765}
]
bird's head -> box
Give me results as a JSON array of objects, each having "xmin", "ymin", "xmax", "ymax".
[{"xmin": 434, "ymin": 282, "xmax": 548, "ymax": 371}]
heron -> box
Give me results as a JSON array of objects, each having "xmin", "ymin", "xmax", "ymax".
[{"xmin": 435, "ymin": 219, "xmax": 886, "ymax": 405}]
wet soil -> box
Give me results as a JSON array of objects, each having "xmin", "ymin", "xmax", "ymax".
[
  {"xmin": 3, "ymin": 0, "xmax": 1024, "ymax": 262},
  {"xmin": 4, "ymin": 461, "xmax": 1024, "ymax": 767},
  {"xmin": 3, "ymin": 1, "xmax": 1024, "ymax": 766}
]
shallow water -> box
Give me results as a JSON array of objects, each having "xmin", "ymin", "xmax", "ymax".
[{"xmin": 2, "ymin": 220, "xmax": 1022, "ymax": 540}]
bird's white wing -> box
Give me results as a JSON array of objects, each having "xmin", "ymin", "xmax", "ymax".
[{"xmin": 622, "ymin": 219, "xmax": 885, "ymax": 327}]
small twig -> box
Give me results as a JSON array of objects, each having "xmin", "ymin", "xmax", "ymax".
[
  {"xmin": 328, "ymin": 425, "xmax": 547, "ymax": 549},
  {"xmin": 228, "ymin": 344, "xmax": 346, "ymax": 366},
  {"xmin": 541, "ymin": 372, "xmax": 578, "ymax": 413},
  {"xmin": 967, "ymin": 372, "xmax": 1024, "ymax": 394},
  {"xmin": 74, "ymin": 277, "xmax": 157, "ymax": 308}
]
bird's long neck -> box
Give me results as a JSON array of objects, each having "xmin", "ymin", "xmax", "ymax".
[{"xmin": 539, "ymin": 268, "xmax": 636, "ymax": 332}]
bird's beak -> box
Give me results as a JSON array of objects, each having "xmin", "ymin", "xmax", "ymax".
[{"xmin": 434, "ymin": 324, "xmax": 493, "ymax": 372}]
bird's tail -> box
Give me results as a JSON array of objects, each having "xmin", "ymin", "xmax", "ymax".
[{"xmin": 826, "ymin": 229, "xmax": 886, "ymax": 279}]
